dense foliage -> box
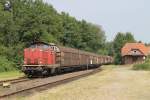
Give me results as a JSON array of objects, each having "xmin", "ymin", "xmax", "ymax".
[{"xmin": 0, "ymin": 0, "xmax": 107, "ymax": 72}]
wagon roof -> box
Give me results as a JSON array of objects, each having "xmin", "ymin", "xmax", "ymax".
[
  {"xmin": 58, "ymin": 45, "xmax": 100, "ymax": 57},
  {"xmin": 31, "ymin": 41, "xmax": 107, "ymax": 57}
]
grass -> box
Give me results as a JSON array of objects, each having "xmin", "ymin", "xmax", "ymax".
[
  {"xmin": 133, "ymin": 59, "xmax": 150, "ymax": 71},
  {"xmin": 133, "ymin": 63, "xmax": 150, "ymax": 70},
  {"xmin": 0, "ymin": 70, "xmax": 24, "ymax": 81}
]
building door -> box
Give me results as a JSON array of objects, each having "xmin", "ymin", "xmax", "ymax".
[{"xmin": 132, "ymin": 56, "xmax": 138, "ymax": 63}]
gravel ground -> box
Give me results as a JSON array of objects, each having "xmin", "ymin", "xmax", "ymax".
[{"xmin": 12, "ymin": 65, "xmax": 150, "ymax": 100}]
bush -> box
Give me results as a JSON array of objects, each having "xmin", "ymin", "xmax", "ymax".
[
  {"xmin": 133, "ymin": 62, "xmax": 150, "ymax": 71},
  {"xmin": 0, "ymin": 56, "xmax": 17, "ymax": 72}
]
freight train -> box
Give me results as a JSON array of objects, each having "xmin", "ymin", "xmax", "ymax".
[{"xmin": 22, "ymin": 42, "xmax": 113, "ymax": 77}]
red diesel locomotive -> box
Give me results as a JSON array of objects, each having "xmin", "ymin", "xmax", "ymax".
[{"xmin": 22, "ymin": 42, "xmax": 113, "ymax": 77}]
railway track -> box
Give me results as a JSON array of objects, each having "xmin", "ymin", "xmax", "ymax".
[
  {"xmin": 0, "ymin": 77, "xmax": 29, "ymax": 86},
  {"xmin": 0, "ymin": 68, "xmax": 101, "ymax": 99}
]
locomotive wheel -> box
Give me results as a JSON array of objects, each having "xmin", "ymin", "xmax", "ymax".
[{"xmin": 56, "ymin": 68, "xmax": 61, "ymax": 75}]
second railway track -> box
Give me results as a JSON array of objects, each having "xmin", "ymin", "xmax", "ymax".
[{"xmin": 0, "ymin": 68, "xmax": 101, "ymax": 99}]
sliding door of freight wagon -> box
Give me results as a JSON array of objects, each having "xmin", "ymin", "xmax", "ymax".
[{"xmin": 60, "ymin": 52, "xmax": 80, "ymax": 67}]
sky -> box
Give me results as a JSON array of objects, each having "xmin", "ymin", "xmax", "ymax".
[{"xmin": 44, "ymin": 0, "xmax": 150, "ymax": 43}]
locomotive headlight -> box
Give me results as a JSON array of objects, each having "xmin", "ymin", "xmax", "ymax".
[
  {"xmin": 22, "ymin": 67, "xmax": 26, "ymax": 70},
  {"xmin": 24, "ymin": 61, "xmax": 26, "ymax": 64},
  {"xmin": 39, "ymin": 61, "xmax": 42, "ymax": 64}
]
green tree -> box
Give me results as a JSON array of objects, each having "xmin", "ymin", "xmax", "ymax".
[
  {"xmin": 113, "ymin": 32, "xmax": 135, "ymax": 64},
  {"xmin": 0, "ymin": 0, "xmax": 108, "ymax": 72}
]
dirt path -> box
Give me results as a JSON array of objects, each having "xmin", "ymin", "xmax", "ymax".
[{"xmin": 13, "ymin": 65, "xmax": 150, "ymax": 100}]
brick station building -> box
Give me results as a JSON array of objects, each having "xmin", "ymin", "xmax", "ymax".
[{"xmin": 121, "ymin": 43, "xmax": 149, "ymax": 64}]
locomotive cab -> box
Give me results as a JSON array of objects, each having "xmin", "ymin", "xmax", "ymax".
[
  {"xmin": 24, "ymin": 43, "xmax": 55, "ymax": 65},
  {"xmin": 22, "ymin": 42, "xmax": 60, "ymax": 77}
]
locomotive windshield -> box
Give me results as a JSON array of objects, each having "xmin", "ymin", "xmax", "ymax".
[
  {"xmin": 29, "ymin": 43, "xmax": 60, "ymax": 52},
  {"xmin": 29, "ymin": 44, "xmax": 49, "ymax": 49}
]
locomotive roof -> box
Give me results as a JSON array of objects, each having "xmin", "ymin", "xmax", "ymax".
[{"xmin": 31, "ymin": 41, "xmax": 50, "ymax": 46}]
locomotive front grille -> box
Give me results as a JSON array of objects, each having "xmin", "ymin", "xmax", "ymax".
[{"xmin": 26, "ymin": 58, "xmax": 39, "ymax": 65}]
